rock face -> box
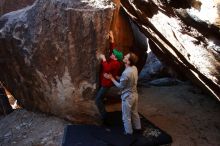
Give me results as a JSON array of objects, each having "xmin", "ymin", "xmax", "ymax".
[
  {"xmin": 110, "ymin": 0, "xmax": 134, "ymax": 50},
  {"xmin": 109, "ymin": 0, "xmax": 148, "ymax": 72},
  {"xmin": 139, "ymin": 51, "xmax": 166, "ymax": 83},
  {"xmin": 0, "ymin": 0, "xmax": 35, "ymax": 16},
  {"xmin": 121, "ymin": 0, "xmax": 220, "ymax": 101},
  {"xmin": 0, "ymin": 0, "xmax": 114, "ymax": 123}
]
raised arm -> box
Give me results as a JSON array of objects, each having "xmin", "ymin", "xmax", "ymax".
[
  {"xmin": 98, "ymin": 54, "xmax": 113, "ymax": 73},
  {"xmin": 109, "ymin": 31, "xmax": 115, "ymax": 54},
  {"xmin": 109, "ymin": 31, "xmax": 114, "ymax": 44}
]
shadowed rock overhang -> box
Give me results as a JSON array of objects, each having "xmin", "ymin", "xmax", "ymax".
[{"xmin": 121, "ymin": 0, "xmax": 220, "ymax": 101}]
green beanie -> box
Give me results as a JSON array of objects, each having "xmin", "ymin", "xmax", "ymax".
[{"xmin": 113, "ymin": 49, "xmax": 123, "ymax": 61}]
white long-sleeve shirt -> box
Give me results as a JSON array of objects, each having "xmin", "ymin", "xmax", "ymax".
[{"xmin": 112, "ymin": 66, "xmax": 138, "ymax": 100}]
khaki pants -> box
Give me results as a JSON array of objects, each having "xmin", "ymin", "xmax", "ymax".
[{"xmin": 122, "ymin": 93, "xmax": 141, "ymax": 134}]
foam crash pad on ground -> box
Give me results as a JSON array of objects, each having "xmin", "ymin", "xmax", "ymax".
[
  {"xmin": 105, "ymin": 111, "xmax": 172, "ymax": 146},
  {"xmin": 62, "ymin": 111, "xmax": 172, "ymax": 146},
  {"xmin": 62, "ymin": 125, "xmax": 135, "ymax": 146}
]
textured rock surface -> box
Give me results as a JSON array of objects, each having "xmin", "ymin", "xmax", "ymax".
[
  {"xmin": 0, "ymin": 0, "xmax": 35, "ymax": 16},
  {"xmin": 110, "ymin": 0, "xmax": 148, "ymax": 72},
  {"xmin": 110, "ymin": 0, "xmax": 134, "ymax": 51},
  {"xmin": 121, "ymin": 0, "xmax": 220, "ymax": 101},
  {"xmin": 0, "ymin": 0, "xmax": 114, "ymax": 123},
  {"xmin": 138, "ymin": 49, "xmax": 183, "ymax": 87},
  {"xmin": 139, "ymin": 50, "xmax": 169, "ymax": 84}
]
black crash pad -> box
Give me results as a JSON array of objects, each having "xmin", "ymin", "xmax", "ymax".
[
  {"xmin": 104, "ymin": 111, "xmax": 172, "ymax": 146},
  {"xmin": 62, "ymin": 125, "xmax": 107, "ymax": 146},
  {"xmin": 62, "ymin": 125, "xmax": 135, "ymax": 146},
  {"xmin": 62, "ymin": 111, "xmax": 172, "ymax": 146}
]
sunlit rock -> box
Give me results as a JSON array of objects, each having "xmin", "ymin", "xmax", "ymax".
[{"xmin": 121, "ymin": 0, "xmax": 220, "ymax": 100}]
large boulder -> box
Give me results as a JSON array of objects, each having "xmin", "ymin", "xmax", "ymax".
[
  {"xmin": 139, "ymin": 51, "xmax": 165, "ymax": 83},
  {"xmin": 0, "ymin": 0, "xmax": 114, "ymax": 123},
  {"xmin": 121, "ymin": 0, "xmax": 220, "ymax": 101}
]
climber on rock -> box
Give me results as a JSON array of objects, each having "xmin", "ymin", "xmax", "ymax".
[{"xmin": 95, "ymin": 31, "xmax": 123, "ymax": 122}]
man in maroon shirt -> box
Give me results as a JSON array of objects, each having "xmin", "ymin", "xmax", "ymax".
[{"xmin": 95, "ymin": 31, "xmax": 123, "ymax": 121}]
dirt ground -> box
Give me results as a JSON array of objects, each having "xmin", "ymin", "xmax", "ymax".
[
  {"xmin": 0, "ymin": 83, "xmax": 220, "ymax": 146},
  {"xmin": 138, "ymin": 84, "xmax": 220, "ymax": 146}
]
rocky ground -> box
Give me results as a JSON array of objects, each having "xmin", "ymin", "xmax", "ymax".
[
  {"xmin": 0, "ymin": 109, "xmax": 70, "ymax": 146},
  {"xmin": 0, "ymin": 83, "xmax": 220, "ymax": 146}
]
